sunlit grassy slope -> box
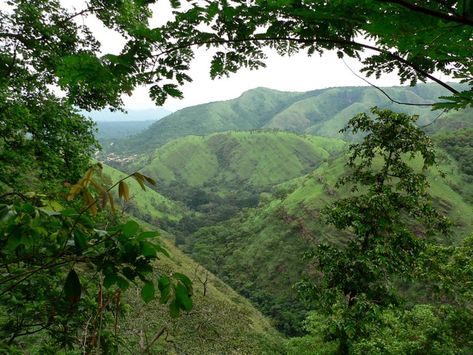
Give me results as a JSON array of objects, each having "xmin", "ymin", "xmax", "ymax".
[
  {"xmin": 110, "ymin": 83, "xmax": 467, "ymax": 154},
  {"xmin": 121, "ymin": 220, "xmax": 285, "ymax": 354},
  {"xmin": 140, "ymin": 130, "xmax": 345, "ymax": 192}
]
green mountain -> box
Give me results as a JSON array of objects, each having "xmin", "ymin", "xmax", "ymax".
[
  {"xmin": 109, "ymin": 84, "xmax": 465, "ymax": 154},
  {"xmin": 140, "ymin": 130, "xmax": 345, "ymax": 193},
  {"xmin": 185, "ymin": 148, "xmax": 473, "ymax": 335}
]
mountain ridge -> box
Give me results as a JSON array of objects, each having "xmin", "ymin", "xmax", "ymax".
[{"xmin": 107, "ymin": 83, "xmax": 466, "ymax": 154}]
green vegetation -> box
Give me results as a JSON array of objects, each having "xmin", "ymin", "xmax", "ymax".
[
  {"xmin": 2, "ymin": 0, "xmax": 472, "ymax": 353},
  {"xmin": 141, "ymin": 131, "xmax": 344, "ymax": 191},
  {"xmin": 186, "ymin": 140, "xmax": 473, "ymax": 336},
  {"xmin": 121, "ymin": 220, "xmax": 285, "ymax": 354},
  {"xmin": 300, "ymin": 109, "xmax": 452, "ymax": 353}
]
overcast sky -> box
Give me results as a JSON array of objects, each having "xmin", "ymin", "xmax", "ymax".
[
  {"xmin": 125, "ymin": 49, "xmax": 405, "ymax": 111},
  {"xmin": 59, "ymin": 0, "xmax": 449, "ymax": 112}
]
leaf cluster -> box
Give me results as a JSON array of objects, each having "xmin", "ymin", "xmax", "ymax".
[{"xmin": 0, "ymin": 166, "xmax": 193, "ymax": 351}]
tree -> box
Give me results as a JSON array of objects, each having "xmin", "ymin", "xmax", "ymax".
[
  {"xmin": 0, "ymin": 165, "xmax": 194, "ymax": 353},
  {"xmin": 294, "ymin": 108, "xmax": 457, "ymax": 353},
  {"xmin": 1, "ymin": 1, "xmax": 195, "ymax": 351}
]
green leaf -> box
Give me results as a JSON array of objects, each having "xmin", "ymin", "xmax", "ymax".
[
  {"xmin": 137, "ymin": 231, "xmax": 159, "ymax": 240},
  {"xmin": 175, "ymin": 283, "xmax": 192, "ymax": 311},
  {"xmin": 121, "ymin": 220, "xmax": 139, "ymax": 237},
  {"xmin": 141, "ymin": 281, "xmax": 155, "ymax": 303},
  {"xmin": 73, "ymin": 231, "xmax": 87, "ymax": 251},
  {"xmin": 103, "ymin": 274, "xmax": 118, "ymax": 288},
  {"xmin": 162, "ymin": 84, "xmax": 183, "ymax": 99},
  {"xmin": 140, "ymin": 241, "xmax": 157, "ymax": 257},
  {"xmin": 122, "ymin": 267, "xmax": 137, "ymax": 281},
  {"xmin": 5, "ymin": 234, "xmax": 23, "ymax": 252},
  {"xmin": 116, "ymin": 275, "xmax": 130, "ymax": 291},
  {"xmin": 207, "ymin": 2, "xmax": 218, "ymax": 18},
  {"xmin": 169, "ymin": 299, "xmax": 180, "ymax": 318},
  {"xmin": 158, "ymin": 275, "xmax": 171, "ymax": 304},
  {"xmin": 155, "ymin": 244, "xmax": 170, "ymax": 257},
  {"xmin": 174, "ymin": 272, "xmax": 193, "ymax": 290},
  {"xmin": 61, "ymin": 208, "xmax": 79, "ymax": 217},
  {"xmin": 64, "ymin": 269, "xmax": 81, "ymax": 303}
]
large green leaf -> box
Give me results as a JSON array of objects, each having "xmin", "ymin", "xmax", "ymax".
[
  {"xmin": 121, "ymin": 220, "xmax": 139, "ymax": 237},
  {"xmin": 175, "ymin": 283, "xmax": 192, "ymax": 311},
  {"xmin": 141, "ymin": 281, "xmax": 155, "ymax": 303}
]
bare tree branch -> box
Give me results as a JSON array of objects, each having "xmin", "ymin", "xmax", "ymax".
[{"xmin": 342, "ymin": 59, "xmax": 435, "ymax": 107}]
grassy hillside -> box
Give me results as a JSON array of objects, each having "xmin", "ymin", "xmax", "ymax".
[
  {"xmin": 107, "ymin": 83, "xmax": 466, "ymax": 155},
  {"xmin": 186, "ymin": 149, "xmax": 473, "ymax": 335},
  {"xmin": 114, "ymin": 87, "xmax": 305, "ymax": 153},
  {"xmin": 285, "ymin": 87, "xmax": 439, "ymax": 138},
  {"xmin": 122, "ymin": 131, "xmax": 346, "ymax": 235},
  {"xmin": 121, "ymin": 220, "xmax": 285, "ymax": 354},
  {"xmin": 141, "ymin": 130, "xmax": 345, "ymax": 193},
  {"xmin": 95, "ymin": 167, "xmax": 286, "ymax": 353}
]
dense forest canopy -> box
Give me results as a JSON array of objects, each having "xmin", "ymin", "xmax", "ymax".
[{"xmin": 0, "ymin": 0, "xmax": 472, "ymax": 353}]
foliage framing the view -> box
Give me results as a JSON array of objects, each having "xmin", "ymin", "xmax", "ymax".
[{"xmin": 0, "ymin": 164, "xmax": 193, "ymax": 352}]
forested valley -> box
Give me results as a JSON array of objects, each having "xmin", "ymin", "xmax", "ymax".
[{"xmin": 1, "ymin": 1, "xmax": 472, "ymax": 354}]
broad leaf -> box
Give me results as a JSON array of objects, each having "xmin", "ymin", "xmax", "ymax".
[
  {"xmin": 141, "ymin": 281, "xmax": 155, "ymax": 303},
  {"xmin": 121, "ymin": 220, "xmax": 139, "ymax": 237}
]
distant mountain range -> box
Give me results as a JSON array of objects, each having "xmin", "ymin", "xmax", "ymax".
[
  {"xmin": 107, "ymin": 83, "xmax": 467, "ymax": 154},
  {"xmin": 84, "ymin": 108, "xmax": 172, "ymax": 122},
  {"xmin": 84, "ymin": 108, "xmax": 173, "ymax": 141}
]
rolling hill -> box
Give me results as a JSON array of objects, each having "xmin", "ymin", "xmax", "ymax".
[
  {"xmin": 107, "ymin": 83, "xmax": 467, "ymax": 154},
  {"xmin": 139, "ymin": 130, "xmax": 345, "ymax": 193}
]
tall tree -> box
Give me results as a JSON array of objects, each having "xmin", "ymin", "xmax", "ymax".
[{"xmin": 297, "ymin": 108, "xmax": 451, "ymax": 353}]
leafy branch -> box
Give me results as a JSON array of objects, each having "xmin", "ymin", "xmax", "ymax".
[{"xmin": 155, "ymin": 35, "xmax": 460, "ymax": 96}]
